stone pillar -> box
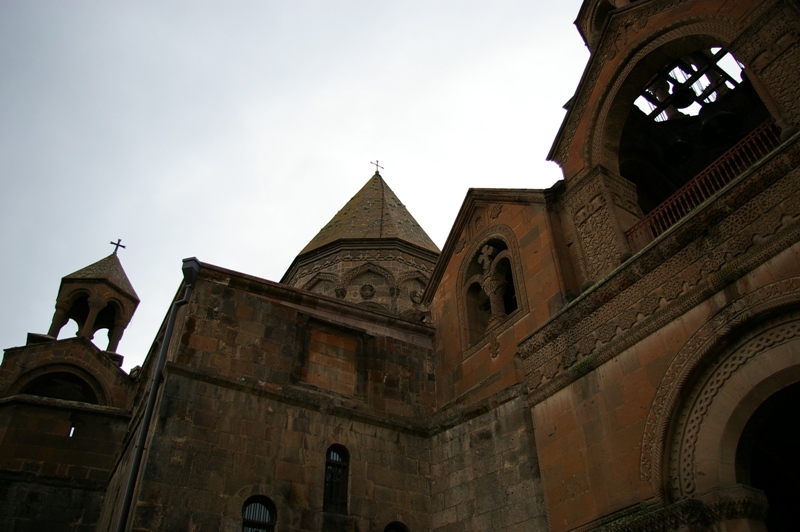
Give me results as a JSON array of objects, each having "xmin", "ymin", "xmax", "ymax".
[
  {"xmin": 563, "ymin": 165, "xmax": 640, "ymax": 285},
  {"xmin": 79, "ymin": 296, "xmax": 106, "ymax": 340},
  {"xmin": 107, "ymin": 318, "xmax": 127, "ymax": 352},
  {"xmin": 47, "ymin": 301, "xmax": 70, "ymax": 338},
  {"xmin": 482, "ymin": 275, "xmax": 508, "ymax": 324}
]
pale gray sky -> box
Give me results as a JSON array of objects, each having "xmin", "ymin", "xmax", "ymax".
[{"xmin": 0, "ymin": 0, "xmax": 588, "ymax": 370}]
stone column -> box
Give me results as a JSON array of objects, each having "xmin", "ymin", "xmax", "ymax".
[
  {"xmin": 79, "ymin": 296, "xmax": 107, "ymax": 340},
  {"xmin": 47, "ymin": 301, "xmax": 70, "ymax": 338},
  {"xmin": 107, "ymin": 318, "xmax": 127, "ymax": 353},
  {"xmin": 563, "ymin": 165, "xmax": 640, "ymax": 285}
]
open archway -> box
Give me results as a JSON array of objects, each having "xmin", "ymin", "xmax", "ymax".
[
  {"xmin": 736, "ymin": 382, "xmax": 800, "ymax": 530},
  {"xmin": 660, "ymin": 310, "xmax": 800, "ymax": 528}
]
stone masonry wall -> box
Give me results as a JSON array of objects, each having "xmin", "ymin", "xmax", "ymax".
[
  {"xmin": 429, "ymin": 394, "xmax": 547, "ymax": 532},
  {"xmin": 175, "ymin": 269, "xmax": 436, "ymax": 422},
  {"xmin": 131, "ymin": 372, "xmax": 431, "ymax": 531},
  {"xmin": 0, "ymin": 399, "xmax": 129, "ymax": 531}
]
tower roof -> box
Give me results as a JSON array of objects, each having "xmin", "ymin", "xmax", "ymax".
[
  {"xmin": 299, "ymin": 171, "xmax": 440, "ymax": 256},
  {"xmin": 64, "ymin": 253, "xmax": 139, "ymax": 301}
]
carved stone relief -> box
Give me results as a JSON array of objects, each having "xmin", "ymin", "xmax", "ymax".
[{"xmin": 521, "ymin": 145, "xmax": 800, "ymax": 406}]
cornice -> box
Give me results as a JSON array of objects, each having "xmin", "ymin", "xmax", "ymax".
[
  {"xmin": 198, "ymin": 261, "xmax": 436, "ymax": 341},
  {"xmin": 281, "ymin": 238, "xmax": 440, "ymax": 285}
]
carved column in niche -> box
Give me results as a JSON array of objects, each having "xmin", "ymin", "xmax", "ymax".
[{"xmin": 563, "ymin": 166, "xmax": 638, "ymax": 283}]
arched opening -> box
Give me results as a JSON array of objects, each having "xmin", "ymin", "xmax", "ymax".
[
  {"xmin": 242, "ymin": 495, "xmax": 276, "ymax": 532},
  {"xmin": 621, "ymin": 46, "xmax": 773, "ymax": 216},
  {"xmin": 462, "ymin": 238, "xmax": 519, "ymax": 344},
  {"xmin": 65, "ymin": 294, "xmax": 90, "ymax": 336},
  {"xmin": 736, "ymin": 382, "xmax": 800, "ymax": 530},
  {"xmin": 323, "ymin": 444, "xmax": 349, "ymax": 514},
  {"xmin": 21, "ymin": 372, "xmax": 98, "ymax": 404},
  {"xmin": 384, "ymin": 521, "xmax": 409, "ymax": 532},
  {"xmin": 495, "ymin": 257, "xmax": 517, "ymax": 315}
]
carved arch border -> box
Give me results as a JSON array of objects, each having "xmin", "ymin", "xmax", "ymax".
[
  {"xmin": 342, "ymin": 261, "xmax": 397, "ymax": 290},
  {"xmin": 8, "ymin": 362, "xmax": 110, "ymax": 406},
  {"xmin": 639, "ymin": 276, "xmax": 800, "ymax": 498},
  {"xmin": 301, "ymin": 272, "xmax": 342, "ymax": 295},
  {"xmin": 586, "ymin": 16, "xmax": 746, "ymax": 172},
  {"xmin": 667, "ymin": 311, "xmax": 800, "ymax": 500},
  {"xmin": 457, "ymin": 224, "xmax": 529, "ymax": 358},
  {"xmin": 397, "ymin": 270, "xmax": 429, "ymax": 286}
]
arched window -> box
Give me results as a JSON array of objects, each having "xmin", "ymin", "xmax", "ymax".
[
  {"xmin": 242, "ymin": 496, "xmax": 276, "ymax": 532},
  {"xmin": 21, "ymin": 372, "xmax": 98, "ymax": 404},
  {"xmin": 384, "ymin": 522, "xmax": 410, "ymax": 532},
  {"xmin": 323, "ymin": 444, "xmax": 349, "ymax": 514},
  {"xmin": 464, "ymin": 239, "xmax": 518, "ymax": 343},
  {"xmin": 619, "ymin": 46, "xmax": 777, "ymax": 217}
]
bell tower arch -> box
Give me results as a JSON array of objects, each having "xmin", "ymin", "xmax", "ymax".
[{"xmin": 46, "ymin": 251, "xmax": 139, "ymax": 352}]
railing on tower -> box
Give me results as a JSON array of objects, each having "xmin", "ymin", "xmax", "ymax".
[{"xmin": 625, "ymin": 119, "xmax": 782, "ymax": 252}]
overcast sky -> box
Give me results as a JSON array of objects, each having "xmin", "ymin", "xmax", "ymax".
[{"xmin": 0, "ymin": 0, "xmax": 588, "ymax": 371}]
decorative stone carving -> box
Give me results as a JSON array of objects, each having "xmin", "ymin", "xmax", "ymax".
[
  {"xmin": 521, "ymin": 148, "xmax": 800, "ymax": 405},
  {"xmin": 360, "ymin": 284, "xmax": 375, "ymax": 299},
  {"xmin": 639, "ymin": 278, "xmax": 800, "ymax": 491}
]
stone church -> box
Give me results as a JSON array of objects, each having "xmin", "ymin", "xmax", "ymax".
[{"xmin": 3, "ymin": 0, "xmax": 800, "ymax": 530}]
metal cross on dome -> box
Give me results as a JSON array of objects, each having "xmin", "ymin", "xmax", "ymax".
[
  {"xmin": 370, "ymin": 160, "xmax": 384, "ymax": 173},
  {"xmin": 110, "ymin": 238, "xmax": 126, "ymax": 254}
]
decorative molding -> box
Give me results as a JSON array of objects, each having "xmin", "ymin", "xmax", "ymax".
[
  {"xmin": 582, "ymin": 490, "xmax": 768, "ymax": 532},
  {"xmin": 521, "ymin": 139, "xmax": 800, "ymax": 405},
  {"xmin": 660, "ymin": 308, "xmax": 800, "ymax": 497}
]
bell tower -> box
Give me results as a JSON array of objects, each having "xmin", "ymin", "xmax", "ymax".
[
  {"xmin": 549, "ymin": 0, "xmax": 798, "ymax": 287},
  {"xmin": 45, "ymin": 250, "xmax": 139, "ymax": 353}
]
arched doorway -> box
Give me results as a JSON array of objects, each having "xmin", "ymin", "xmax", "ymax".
[
  {"xmin": 737, "ymin": 382, "xmax": 800, "ymax": 530},
  {"xmin": 659, "ymin": 307, "xmax": 800, "ymax": 529}
]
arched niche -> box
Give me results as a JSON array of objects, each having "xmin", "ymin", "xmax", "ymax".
[
  {"xmin": 302, "ymin": 272, "xmax": 342, "ymax": 299},
  {"xmin": 11, "ymin": 364, "xmax": 108, "ymax": 405},
  {"xmin": 457, "ymin": 225, "xmax": 527, "ymax": 350}
]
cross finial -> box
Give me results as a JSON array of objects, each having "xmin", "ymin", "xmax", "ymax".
[
  {"xmin": 370, "ymin": 160, "xmax": 384, "ymax": 173},
  {"xmin": 110, "ymin": 238, "xmax": 126, "ymax": 255}
]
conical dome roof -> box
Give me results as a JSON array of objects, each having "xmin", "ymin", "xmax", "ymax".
[
  {"xmin": 64, "ymin": 253, "xmax": 139, "ymax": 301},
  {"xmin": 299, "ymin": 171, "xmax": 439, "ymax": 256}
]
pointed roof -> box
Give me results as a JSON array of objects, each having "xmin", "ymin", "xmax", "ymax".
[
  {"xmin": 299, "ymin": 171, "xmax": 440, "ymax": 256},
  {"xmin": 64, "ymin": 253, "xmax": 139, "ymax": 301}
]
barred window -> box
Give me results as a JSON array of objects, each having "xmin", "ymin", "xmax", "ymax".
[
  {"xmin": 242, "ymin": 495, "xmax": 276, "ymax": 532},
  {"xmin": 323, "ymin": 444, "xmax": 349, "ymax": 514}
]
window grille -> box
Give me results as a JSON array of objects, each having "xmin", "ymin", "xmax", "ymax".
[
  {"xmin": 242, "ymin": 496, "xmax": 276, "ymax": 532},
  {"xmin": 323, "ymin": 445, "xmax": 349, "ymax": 514}
]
